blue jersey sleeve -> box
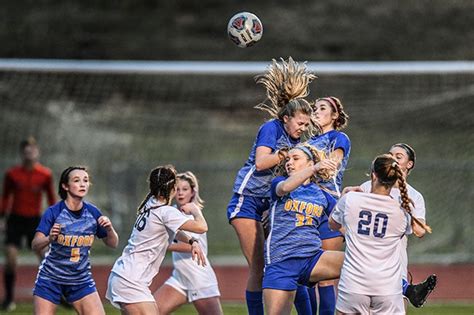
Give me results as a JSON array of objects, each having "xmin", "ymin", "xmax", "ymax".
[
  {"xmin": 36, "ymin": 206, "xmax": 57, "ymax": 236},
  {"xmin": 333, "ymin": 132, "xmax": 351, "ymax": 155},
  {"xmin": 255, "ymin": 121, "xmax": 279, "ymax": 151},
  {"xmin": 322, "ymin": 190, "xmax": 337, "ymax": 216},
  {"xmin": 87, "ymin": 205, "xmax": 108, "ymax": 239},
  {"xmin": 270, "ymin": 176, "xmax": 286, "ymax": 201}
]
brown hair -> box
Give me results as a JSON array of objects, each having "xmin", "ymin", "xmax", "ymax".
[
  {"xmin": 19, "ymin": 136, "xmax": 38, "ymax": 151},
  {"xmin": 58, "ymin": 166, "xmax": 88, "ymax": 200},
  {"xmin": 372, "ymin": 155, "xmax": 432, "ymax": 233},
  {"xmin": 137, "ymin": 165, "xmax": 177, "ymax": 215},
  {"xmin": 177, "ymin": 171, "xmax": 204, "ymax": 209},
  {"xmin": 314, "ymin": 96, "xmax": 349, "ymax": 130}
]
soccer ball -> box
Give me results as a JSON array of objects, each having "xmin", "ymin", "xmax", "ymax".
[{"xmin": 227, "ymin": 12, "xmax": 263, "ymax": 48}]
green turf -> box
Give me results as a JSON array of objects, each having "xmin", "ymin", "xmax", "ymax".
[{"xmin": 7, "ymin": 301, "xmax": 474, "ymax": 314}]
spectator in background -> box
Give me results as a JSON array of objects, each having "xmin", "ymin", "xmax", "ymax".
[{"xmin": 1, "ymin": 137, "xmax": 56, "ymax": 311}]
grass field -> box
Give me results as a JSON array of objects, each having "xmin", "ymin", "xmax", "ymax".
[{"xmin": 7, "ymin": 301, "xmax": 474, "ymax": 314}]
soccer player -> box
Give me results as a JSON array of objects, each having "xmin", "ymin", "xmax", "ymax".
[
  {"xmin": 106, "ymin": 165, "xmax": 208, "ymax": 315},
  {"xmin": 0, "ymin": 137, "xmax": 56, "ymax": 311},
  {"xmin": 344, "ymin": 143, "xmax": 437, "ymax": 308},
  {"xmin": 226, "ymin": 57, "xmax": 316, "ymax": 315},
  {"xmin": 306, "ymin": 96, "xmax": 350, "ymax": 315},
  {"xmin": 263, "ymin": 144, "xmax": 344, "ymax": 315},
  {"xmin": 330, "ymin": 154, "xmax": 430, "ymax": 314},
  {"xmin": 31, "ymin": 166, "xmax": 119, "ymax": 315},
  {"xmin": 154, "ymin": 171, "xmax": 223, "ymax": 315}
]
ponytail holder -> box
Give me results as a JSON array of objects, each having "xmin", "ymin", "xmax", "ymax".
[{"xmin": 391, "ymin": 162, "xmax": 397, "ymax": 168}]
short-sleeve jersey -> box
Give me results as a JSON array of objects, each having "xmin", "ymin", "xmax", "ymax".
[
  {"xmin": 111, "ymin": 197, "xmax": 190, "ymax": 286},
  {"xmin": 308, "ymin": 130, "xmax": 351, "ymax": 196},
  {"xmin": 171, "ymin": 213, "xmax": 218, "ymax": 290},
  {"xmin": 1, "ymin": 163, "xmax": 56, "ymax": 217},
  {"xmin": 331, "ymin": 192, "xmax": 409, "ymax": 295},
  {"xmin": 360, "ymin": 180, "xmax": 425, "ymax": 234},
  {"xmin": 233, "ymin": 119, "xmax": 300, "ymax": 198},
  {"xmin": 35, "ymin": 200, "xmax": 107, "ymax": 284},
  {"xmin": 265, "ymin": 176, "xmax": 336, "ymax": 265}
]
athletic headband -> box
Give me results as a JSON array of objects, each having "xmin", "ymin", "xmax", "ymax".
[
  {"xmin": 294, "ymin": 145, "xmax": 313, "ymax": 160},
  {"xmin": 318, "ymin": 97, "xmax": 338, "ymax": 111}
]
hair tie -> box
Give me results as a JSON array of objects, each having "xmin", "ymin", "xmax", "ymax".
[{"xmin": 391, "ymin": 162, "xmax": 397, "ymax": 168}]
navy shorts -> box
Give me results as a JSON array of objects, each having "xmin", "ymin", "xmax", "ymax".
[
  {"xmin": 33, "ymin": 277, "xmax": 97, "ymax": 304},
  {"xmin": 5, "ymin": 214, "xmax": 41, "ymax": 248},
  {"xmin": 263, "ymin": 250, "xmax": 324, "ymax": 291},
  {"xmin": 226, "ymin": 193, "xmax": 269, "ymax": 222},
  {"xmin": 318, "ymin": 214, "xmax": 343, "ymax": 240}
]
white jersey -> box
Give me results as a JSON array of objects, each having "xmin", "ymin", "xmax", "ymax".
[
  {"xmin": 111, "ymin": 197, "xmax": 190, "ymax": 286},
  {"xmin": 332, "ymin": 192, "xmax": 409, "ymax": 295},
  {"xmin": 360, "ymin": 180, "xmax": 426, "ymax": 281},
  {"xmin": 171, "ymin": 213, "xmax": 219, "ymax": 290},
  {"xmin": 360, "ymin": 180, "xmax": 426, "ymax": 225}
]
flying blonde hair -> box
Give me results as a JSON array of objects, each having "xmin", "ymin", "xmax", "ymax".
[{"xmin": 254, "ymin": 57, "xmax": 316, "ymax": 120}]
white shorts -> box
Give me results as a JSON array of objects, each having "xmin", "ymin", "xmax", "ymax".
[
  {"xmin": 106, "ymin": 272, "xmax": 155, "ymax": 309},
  {"xmin": 336, "ymin": 289, "xmax": 405, "ymax": 314},
  {"xmin": 164, "ymin": 276, "xmax": 220, "ymax": 302}
]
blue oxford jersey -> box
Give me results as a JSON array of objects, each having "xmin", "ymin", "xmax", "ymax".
[
  {"xmin": 36, "ymin": 200, "xmax": 107, "ymax": 284},
  {"xmin": 265, "ymin": 176, "xmax": 336, "ymax": 265},
  {"xmin": 233, "ymin": 119, "xmax": 300, "ymax": 198},
  {"xmin": 308, "ymin": 130, "xmax": 351, "ymax": 195}
]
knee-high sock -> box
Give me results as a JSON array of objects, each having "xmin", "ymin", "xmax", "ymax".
[
  {"xmin": 246, "ymin": 290, "xmax": 264, "ymax": 315},
  {"xmin": 402, "ymin": 279, "xmax": 409, "ymax": 295},
  {"xmin": 308, "ymin": 286, "xmax": 318, "ymax": 315},
  {"xmin": 318, "ymin": 285, "xmax": 335, "ymax": 315},
  {"xmin": 4, "ymin": 269, "xmax": 15, "ymax": 303},
  {"xmin": 294, "ymin": 286, "xmax": 312, "ymax": 315}
]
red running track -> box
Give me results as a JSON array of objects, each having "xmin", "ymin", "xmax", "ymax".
[{"xmin": 1, "ymin": 264, "xmax": 473, "ymax": 303}]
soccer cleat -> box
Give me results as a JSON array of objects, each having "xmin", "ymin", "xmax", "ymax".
[
  {"xmin": 1, "ymin": 300, "xmax": 16, "ymax": 312},
  {"xmin": 405, "ymin": 274, "xmax": 437, "ymax": 308}
]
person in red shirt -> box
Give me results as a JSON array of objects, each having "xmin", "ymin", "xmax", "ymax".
[{"xmin": 1, "ymin": 137, "xmax": 56, "ymax": 311}]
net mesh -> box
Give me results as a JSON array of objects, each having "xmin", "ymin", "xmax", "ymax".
[{"xmin": 0, "ymin": 62, "xmax": 472, "ymax": 262}]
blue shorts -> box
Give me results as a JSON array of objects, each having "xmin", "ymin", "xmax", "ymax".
[
  {"xmin": 319, "ymin": 214, "xmax": 343, "ymax": 240},
  {"xmin": 262, "ymin": 250, "xmax": 324, "ymax": 291},
  {"xmin": 227, "ymin": 193, "xmax": 269, "ymax": 222},
  {"xmin": 33, "ymin": 277, "xmax": 97, "ymax": 304}
]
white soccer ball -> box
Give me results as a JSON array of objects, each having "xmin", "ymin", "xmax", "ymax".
[{"xmin": 227, "ymin": 12, "xmax": 263, "ymax": 48}]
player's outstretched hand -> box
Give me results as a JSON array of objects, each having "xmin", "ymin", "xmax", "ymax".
[
  {"xmin": 98, "ymin": 216, "xmax": 113, "ymax": 231},
  {"xmin": 314, "ymin": 159, "xmax": 338, "ymax": 173},
  {"xmin": 49, "ymin": 223, "xmax": 61, "ymax": 242},
  {"xmin": 191, "ymin": 242, "xmax": 207, "ymax": 267},
  {"xmin": 342, "ymin": 186, "xmax": 363, "ymax": 195}
]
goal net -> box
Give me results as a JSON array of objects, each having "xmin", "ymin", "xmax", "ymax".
[{"xmin": 0, "ymin": 59, "xmax": 472, "ymax": 263}]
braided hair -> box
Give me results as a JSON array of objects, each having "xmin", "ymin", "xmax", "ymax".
[
  {"xmin": 137, "ymin": 165, "xmax": 177, "ymax": 215},
  {"xmin": 372, "ymin": 155, "xmax": 432, "ymax": 233}
]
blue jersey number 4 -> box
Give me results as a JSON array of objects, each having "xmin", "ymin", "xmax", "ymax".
[{"xmin": 357, "ymin": 210, "xmax": 388, "ymax": 238}]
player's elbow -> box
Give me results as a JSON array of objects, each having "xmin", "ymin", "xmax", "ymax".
[
  {"xmin": 328, "ymin": 218, "xmax": 340, "ymax": 231},
  {"xmin": 194, "ymin": 223, "xmax": 208, "ymax": 234}
]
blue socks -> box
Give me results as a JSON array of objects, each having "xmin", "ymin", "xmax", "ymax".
[
  {"xmin": 402, "ymin": 278, "xmax": 409, "ymax": 295},
  {"xmin": 318, "ymin": 285, "xmax": 336, "ymax": 315},
  {"xmin": 308, "ymin": 287, "xmax": 318, "ymax": 315},
  {"xmin": 246, "ymin": 290, "xmax": 264, "ymax": 315},
  {"xmin": 294, "ymin": 286, "xmax": 312, "ymax": 315}
]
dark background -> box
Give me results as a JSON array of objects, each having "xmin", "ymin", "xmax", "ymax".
[{"xmin": 1, "ymin": 0, "xmax": 473, "ymax": 61}]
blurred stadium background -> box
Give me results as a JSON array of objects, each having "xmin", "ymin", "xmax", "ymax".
[{"xmin": 0, "ymin": 0, "xmax": 473, "ymax": 311}]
